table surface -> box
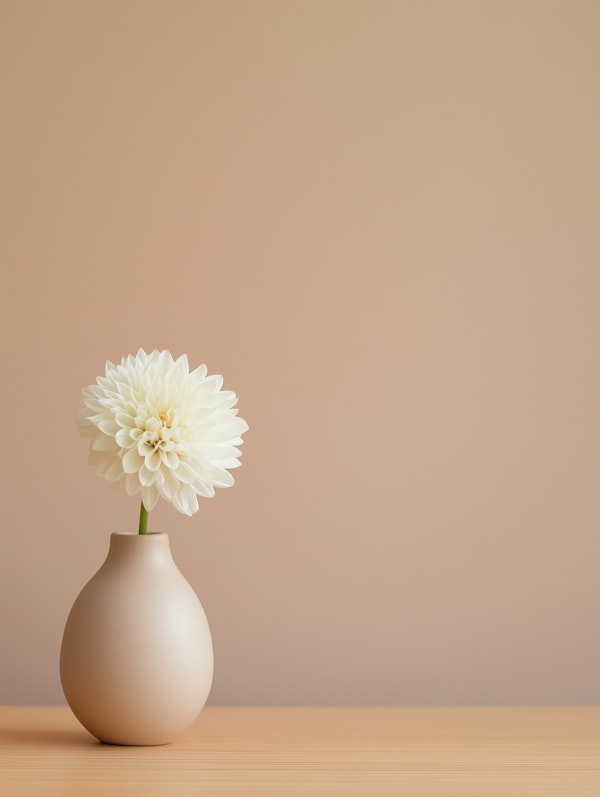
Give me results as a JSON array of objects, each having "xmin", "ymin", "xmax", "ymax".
[{"xmin": 0, "ymin": 705, "xmax": 598, "ymax": 796}]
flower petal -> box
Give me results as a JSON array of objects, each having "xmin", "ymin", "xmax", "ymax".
[{"xmin": 122, "ymin": 448, "xmax": 143, "ymax": 474}]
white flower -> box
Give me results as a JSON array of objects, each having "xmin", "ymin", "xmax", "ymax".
[{"xmin": 77, "ymin": 349, "xmax": 248, "ymax": 516}]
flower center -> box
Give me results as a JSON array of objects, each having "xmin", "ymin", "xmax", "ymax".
[
  {"xmin": 133, "ymin": 406, "xmax": 183, "ymax": 454},
  {"xmin": 159, "ymin": 410, "xmax": 171, "ymax": 428}
]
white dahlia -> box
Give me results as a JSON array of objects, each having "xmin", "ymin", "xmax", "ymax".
[{"xmin": 77, "ymin": 349, "xmax": 248, "ymax": 521}]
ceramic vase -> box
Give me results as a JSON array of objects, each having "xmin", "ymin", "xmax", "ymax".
[{"xmin": 60, "ymin": 532, "xmax": 213, "ymax": 745}]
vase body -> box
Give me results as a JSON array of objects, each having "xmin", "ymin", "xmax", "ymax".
[{"xmin": 60, "ymin": 532, "xmax": 213, "ymax": 745}]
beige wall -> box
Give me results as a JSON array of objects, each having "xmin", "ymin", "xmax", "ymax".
[{"xmin": 1, "ymin": 0, "xmax": 599, "ymax": 705}]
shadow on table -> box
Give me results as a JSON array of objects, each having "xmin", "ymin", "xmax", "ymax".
[{"xmin": 0, "ymin": 727, "xmax": 97, "ymax": 747}]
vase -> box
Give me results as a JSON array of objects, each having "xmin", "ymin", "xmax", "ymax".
[{"xmin": 60, "ymin": 532, "xmax": 213, "ymax": 745}]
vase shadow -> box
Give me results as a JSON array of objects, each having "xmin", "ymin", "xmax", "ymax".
[{"xmin": 0, "ymin": 727, "xmax": 97, "ymax": 748}]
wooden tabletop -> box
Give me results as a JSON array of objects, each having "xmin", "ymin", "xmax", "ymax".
[{"xmin": 1, "ymin": 705, "xmax": 598, "ymax": 795}]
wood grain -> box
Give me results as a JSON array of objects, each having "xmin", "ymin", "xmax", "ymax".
[{"xmin": 0, "ymin": 706, "xmax": 598, "ymax": 796}]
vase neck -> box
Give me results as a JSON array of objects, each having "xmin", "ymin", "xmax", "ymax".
[{"xmin": 106, "ymin": 532, "xmax": 172, "ymax": 567}]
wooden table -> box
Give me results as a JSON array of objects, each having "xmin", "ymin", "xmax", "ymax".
[{"xmin": 0, "ymin": 706, "xmax": 598, "ymax": 795}]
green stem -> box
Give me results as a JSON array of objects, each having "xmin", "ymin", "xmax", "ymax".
[{"xmin": 138, "ymin": 501, "xmax": 149, "ymax": 535}]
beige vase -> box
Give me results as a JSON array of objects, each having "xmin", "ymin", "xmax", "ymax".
[{"xmin": 60, "ymin": 532, "xmax": 213, "ymax": 745}]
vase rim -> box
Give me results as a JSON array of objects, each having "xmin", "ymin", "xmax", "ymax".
[{"xmin": 111, "ymin": 532, "xmax": 168, "ymax": 537}]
